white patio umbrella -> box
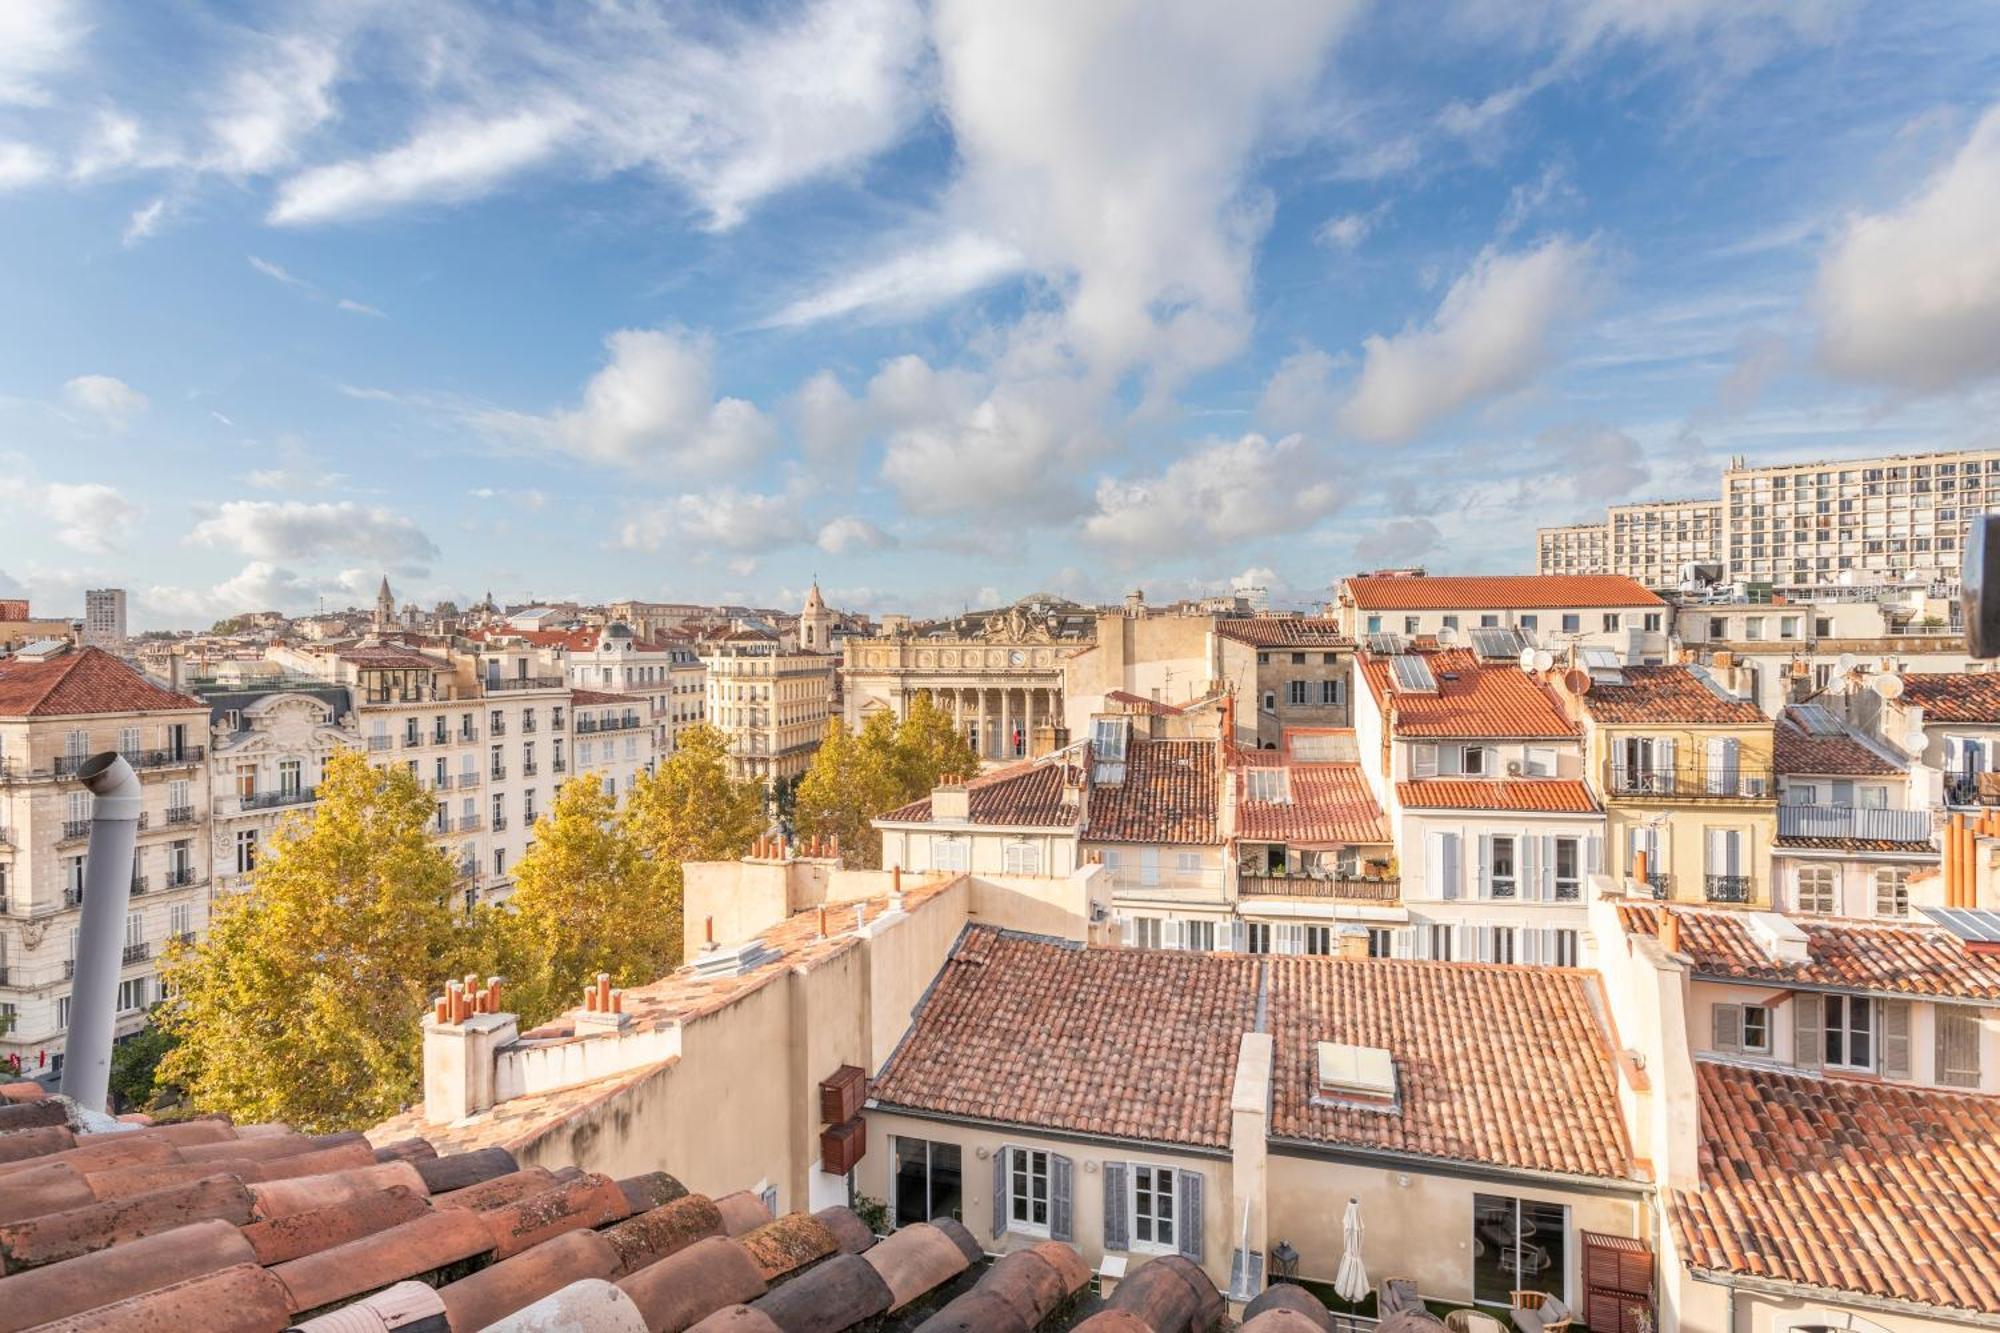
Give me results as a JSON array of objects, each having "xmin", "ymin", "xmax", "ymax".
[{"xmin": 1334, "ymin": 1196, "xmax": 1370, "ymax": 1306}]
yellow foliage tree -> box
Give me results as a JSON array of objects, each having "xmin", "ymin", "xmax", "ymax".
[
  {"xmin": 155, "ymin": 750, "xmax": 489, "ymax": 1132},
  {"xmin": 623, "ymin": 723, "xmax": 764, "ymax": 942},
  {"xmin": 795, "ymin": 695, "xmax": 981, "ymax": 867},
  {"xmin": 499, "ymin": 775, "xmax": 674, "ymax": 1027}
]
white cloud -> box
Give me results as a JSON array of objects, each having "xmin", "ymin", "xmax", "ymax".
[
  {"xmin": 1497, "ymin": 160, "xmax": 1580, "ymax": 238},
  {"xmin": 616, "ymin": 488, "xmax": 809, "ymax": 554},
  {"xmin": 765, "ymin": 232, "xmax": 1026, "ymax": 328},
  {"xmin": 480, "ymin": 327, "xmax": 775, "ymax": 474},
  {"xmin": 336, "ymin": 297, "xmax": 385, "ymax": 317},
  {"xmin": 62, "ymin": 374, "xmax": 149, "ymax": 428},
  {"xmin": 1258, "ymin": 347, "xmax": 1342, "ymax": 434},
  {"xmin": 270, "ymin": 107, "xmax": 578, "ymax": 226},
  {"xmin": 0, "ymin": 142, "xmax": 51, "ymax": 189},
  {"xmin": 1816, "ymin": 103, "xmax": 2000, "ymax": 394},
  {"xmin": 1315, "ymin": 207, "xmax": 1385, "ymax": 252},
  {"xmin": 147, "ymin": 562, "xmax": 361, "ymax": 620},
  {"xmin": 1085, "ymin": 433, "xmax": 1338, "ymax": 558},
  {"xmin": 121, "ymin": 197, "xmax": 169, "ymax": 246},
  {"xmin": 189, "ymin": 500, "xmax": 439, "ymax": 567},
  {"xmin": 876, "ymin": 365, "xmax": 1102, "ymax": 518},
  {"xmin": 792, "ymin": 371, "xmax": 873, "ymax": 466},
  {"xmin": 1340, "ymin": 236, "xmax": 1599, "ymax": 442},
  {"xmin": 46, "ymin": 483, "xmax": 141, "ymax": 554},
  {"xmin": 243, "ymin": 438, "xmax": 342, "ymax": 492},
  {"xmin": 249, "ymin": 254, "xmax": 313, "ymax": 290},
  {"xmin": 1532, "ymin": 423, "xmax": 1649, "ymax": 502},
  {"xmin": 817, "ymin": 515, "xmax": 896, "ymax": 555},
  {"xmin": 203, "ymin": 33, "xmax": 341, "ymax": 175},
  {"xmin": 0, "ymin": 0, "xmax": 85, "ymax": 107}
]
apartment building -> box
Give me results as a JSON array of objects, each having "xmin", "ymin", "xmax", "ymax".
[
  {"xmin": 567, "ymin": 688, "xmax": 653, "ymax": 799},
  {"xmin": 82, "ymin": 589, "xmax": 127, "ymax": 648},
  {"xmin": 701, "ymin": 632, "xmax": 835, "ymax": 788},
  {"xmin": 1211, "ymin": 618, "xmax": 1353, "ymax": 748},
  {"xmin": 1606, "ymin": 498, "xmax": 1723, "ymax": 587},
  {"xmin": 1336, "ymin": 573, "xmax": 1669, "ymax": 663},
  {"xmin": 0, "ymin": 646, "xmax": 210, "ymax": 1068},
  {"xmin": 1533, "ymin": 521, "xmax": 1608, "ymax": 576},
  {"xmin": 560, "ymin": 621, "xmax": 704, "ymax": 757},
  {"xmin": 1769, "ymin": 702, "xmax": 1934, "ymax": 920},
  {"xmin": 1674, "ymin": 593, "xmax": 1973, "ymax": 715}
]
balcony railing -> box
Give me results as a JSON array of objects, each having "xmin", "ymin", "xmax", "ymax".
[
  {"xmin": 431, "ymin": 775, "xmax": 454, "ymax": 791},
  {"xmin": 456, "ymin": 772, "xmax": 481, "ymax": 789},
  {"xmin": 1705, "ymin": 874, "xmax": 1752, "ymax": 903},
  {"xmin": 63, "ymin": 886, "xmax": 84, "ymax": 908},
  {"xmin": 61, "ymin": 819, "xmax": 90, "ymax": 841},
  {"xmin": 553, "ymin": 759, "xmax": 567, "ymax": 774},
  {"xmin": 456, "ymin": 815, "xmax": 483, "ymax": 832},
  {"xmin": 241, "ymin": 786, "xmax": 315, "ymax": 811},
  {"xmin": 164, "ymin": 805, "xmax": 195, "ymax": 825},
  {"xmin": 576, "ymin": 715, "xmax": 644, "ymax": 733},
  {"xmin": 490, "ymin": 720, "xmax": 507, "ymax": 736},
  {"xmin": 485, "ymin": 676, "xmax": 566, "ymax": 693},
  {"xmin": 522, "ymin": 763, "xmax": 538, "ymax": 778},
  {"xmin": 459, "ymin": 728, "xmax": 480, "ymax": 743},
  {"xmin": 63, "ymin": 959, "xmax": 75, "ymax": 979},
  {"xmin": 1604, "ymin": 762, "xmax": 1775, "ymax": 802},
  {"xmin": 52, "ymin": 747, "xmax": 205, "ymax": 775},
  {"xmin": 164, "ymin": 867, "xmax": 197, "ymax": 888},
  {"xmin": 1945, "ymin": 775, "xmax": 2000, "ymax": 808},
  {"xmin": 432, "ymin": 731, "xmax": 450, "ymax": 746},
  {"xmin": 122, "ymin": 942, "xmax": 149, "ymax": 965},
  {"xmin": 552, "ymin": 714, "xmax": 566, "ymax": 731},
  {"xmin": 522, "ymin": 719, "xmax": 538, "ymax": 734},
  {"xmin": 491, "ymin": 767, "xmax": 507, "ymax": 781},
  {"xmin": 1640, "ymin": 871, "xmax": 1671, "ymax": 900},
  {"xmin": 1778, "ymin": 804, "xmax": 1932, "ymax": 843},
  {"xmin": 491, "ymin": 815, "xmax": 508, "ymax": 831},
  {"xmin": 130, "ymin": 875, "xmax": 148, "ymax": 897},
  {"xmin": 1239, "ymin": 874, "xmax": 1402, "ymax": 902},
  {"xmin": 404, "ymin": 734, "xmax": 424, "ymax": 748}
]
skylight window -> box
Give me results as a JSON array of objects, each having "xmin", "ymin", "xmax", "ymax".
[
  {"xmin": 1315, "ymin": 1042, "xmax": 1397, "ymax": 1104},
  {"xmin": 1246, "ymin": 768, "xmax": 1289, "ymax": 803}
]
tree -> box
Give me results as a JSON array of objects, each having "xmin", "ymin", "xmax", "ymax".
[
  {"xmin": 108, "ymin": 1011, "xmax": 179, "ymax": 1113},
  {"xmin": 794, "ymin": 717, "xmax": 899, "ymax": 867},
  {"xmin": 156, "ymin": 750, "xmax": 489, "ymax": 1132},
  {"xmin": 624, "ymin": 723, "xmax": 764, "ymax": 943},
  {"xmin": 499, "ymin": 776, "xmax": 673, "ymax": 1027},
  {"xmin": 892, "ymin": 693, "xmax": 981, "ymax": 795}
]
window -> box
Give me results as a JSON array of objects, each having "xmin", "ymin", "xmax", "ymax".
[
  {"xmin": 1473, "ymin": 1195, "xmax": 1567, "ymax": 1308},
  {"xmin": 892, "ymin": 1137, "xmax": 963, "ymax": 1226},
  {"xmin": 1786, "ymin": 783, "xmax": 1818, "ymax": 806},
  {"xmin": 1523, "ymin": 747, "xmax": 1556, "ymax": 778},
  {"xmin": 1602, "ymin": 613, "xmax": 1620, "ymax": 631},
  {"xmin": 1246, "ymin": 923, "xmax": 1272, "ymax": 954},
  {"xmin": 1795, "ymin": 865, "xmax": 1836, "ymax": 915},
  {"xmin": 1461, "ymin": 745, "xmax": 1488, "ymax": 776},
  {"xmin": 1560, "ymin": 613, "xmax": 1580, "ymax": 633},
  {"xmin": 1134, "ymin": 917, "xmax": 1162, "ymax": 949},
  {"xmin": 1368, "ymin": 928, "xmax": 1393, "ymax": 958},
  {"xmin": 168, "ymin": 902, "xmax": 191, "ymax": 940},
  {"xmin": 1245, "ymin": 769, "xmax": 1289, "ymax": 802},
  {"xmin": 493, "ymin": 848, "xmax": 507, "ymax": 877},
  {"xmin": 1261, "ymin": 691, "xmax": 1276, "ymax": 713},
  {"xmin": 1937, "ymin": 1007, "xmax": 1983, "ymax": 1089},
  {"xmin": 1003, "ymin": 842, "xmax": 1042, "ymax": 876},
  {"xmin": 1643, "ymin": 612, "xmax": 1662, "ymax": 632},
  {"xmin": 1712, "ymin": 1003, "xmax": 1773, "ymax": 1055},
  {"xmin": 1823, "ymin": 994, "xmax": 1874, "ymax": 1070},
  {"xmin": 235, "ymin": 830, "xmax": 258, "ymax": 875},
  {"xmin": 117, "ymin": 977, "xmax": 148, "ymax": 1013},
  {"xmin": 1305, "ymin": 925, "xmax": 1332, "ymax": 956},
  {"xmin": 1320, "ymin": 679, "xmax": 1344, "ymax": 706},
  {"xmin": 1183, "ymin": 920, "xmax": 1216, "ymax": 951},
  {"xmin": 1287, "ymin": 680, "xmax": 1309, "ymax": 706},
  {"xmin": 932, "ymin": 838, "xmax": 969, "ymax": 872},
  {"xmin": 1480, "ymin": 614, "xmax": 1500, "ymax": 628},
  {"xmin": 1365, "ymin": 615, "xmax": 1382, "ymax": 634},
  {"xmin": 1131, "ymin": 1164, "xmax": 1177, "ymax": 1251},
  {"xmin": 1874, "ymin": 868, "xmax": 1910, "ymax": 918},
  {"xmin": 1487, "ymin": 836, "xmax": 1517, "ymax": 899},
  {"xmin": 1553, "ymin": 838, "xmax": 1580, "ymax": 901},
  {"xmin": 1007, "ymin": 1147, "xmax": 1051, "ymax": 1232},
  {"xmin": 1520, "ymin": 614, "xmax": 1538, "ymax": 632},
  {"xmin": 1403, "ymin": 616, "xmax": 1420, "ymax": 635}
]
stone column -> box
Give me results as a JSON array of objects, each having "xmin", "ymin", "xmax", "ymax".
[
  {"xmin": 979, "ymin": 688, "xmax": 993, "ymax": 759},
  {"xmin": 1001, "ymin": 687, "xmax": 1013, "ymax": 759}
]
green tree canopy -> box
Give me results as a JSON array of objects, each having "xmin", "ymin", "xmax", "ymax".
[
  {"xmin": 624, "ymin": 722, "xmax": 765, "ymax": 933},
  {"xmin": 499, "ymin": 775, "xmax": 674, "ymax": 1027},
  {"xmin": 794, "ymin": 697, "xmax": 981, "ymax": 868},
  {"xmin": 156, "ymin": 750, "xmax": 489, "ymax": 1132}
]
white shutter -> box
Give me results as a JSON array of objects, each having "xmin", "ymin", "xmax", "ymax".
[
  {"xmin": 1280, "ymin": 923, "xmax": 1304, "ymax": 955},
  {"xmin": 1120, "ymin": 915, "xmax": 1136, "ymax": 946},
  {"xmin": 1413, "ymin": 744, "xmax": 1438, "ymax": 779},
  {"xmin": 1657, "ymin": 737, "xmax": 1677, "ymax": 793},
  {"xmin": 1162, "ymin": 919, "xmax": 1183, "ymax": 950},
  {"xmin": 1476, "ymin": 834, "xmax": 1493, "ymax": 899},
  {"xmin": 1439, "ymin": 745, "xmax": 1463, "ymax": 777},
  {"xmin": 1455, "ymin": 924, "xmax": 1476, "ymax": 962},
  {"xmin": 1440, "ymin": 833, "xmax": 1460, "ymax": 900},
  {"xmin": 1948, "ymin": 736, "xmax": 1967, "ymax": 772},
  {"xmin": 1392, "ymin": 927, "xmax": 1417, "ymax": 959},
  {"xmin": 1538, "ymin": 835, "xmax": 1557, "ymax": 901}
]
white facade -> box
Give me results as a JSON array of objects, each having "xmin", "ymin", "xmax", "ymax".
[{"xmin": 1534, "ymin": 523, "xmax": 1609, "ymax": 576}]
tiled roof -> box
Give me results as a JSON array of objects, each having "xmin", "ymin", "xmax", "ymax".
[
  {"xmin": 1899, "ymin": 672, "xmax": 2000, "ymax": 723},
  {"xmin": 1357, "ymin": 649, "xmax": 1577, "ymax": 739},
  {"xmin": 877, "ymin": 759, "xmax": 1082, "ymax": 828},
  {"xmin": 1343, "ymin": 573, "xmax": 1664, "ymax": 610},
  {"xmin": 1103, "ymin": 690, "xmax": 1185, "ymax": 715},
  {"xmin": 335, "ymin": 646, "xmax": 443, "ymax": 671},
  {"xmin": 1394, "ymin": 778, "xmax": 1600, "ymax": 814},
  {"xmin": 1774, "ymin": 710, "xmax": 1901, "ymax": 776},
  {"xmin": 1214, "ymin": 618, "xmax": 1352, "ymax": 647},
  {"xmin": 1084, "ymin": 739, "xmax": 1218, "ymax": 845},
  {"xmin": 1618, "ymin": 904, "xmax": 2000, "ymax": 1000},
  {"xmin": 873, "ymin": 929, "xmax": 1635, "ymax": 1179},
  {"xmin": 1671, "ymin": 1061, "xmax": 2000, "ymax": 1314},
  {"xmin": 568, "ymin": 688, "xmax": 631, "ymax": 707},
  {"xmin": 0, "ymin": 1080, "xmax": 1017, "ymax": 1332},
  {"xmin": 1578, "ymin": 664, "xmax": 1767, "ymax": 725},
  {"xmin": 1775, "ymin": 835, "xmax": 1936, "ymax": 855},
  {"xmin": 1234, "ymin": 763, "xmax": 1390, "ymax": 844},
  {"xmin": 0, "ymin": 647, "xmax": 205, "ymax": 717}
]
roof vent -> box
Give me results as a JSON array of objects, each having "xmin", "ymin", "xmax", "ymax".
[
  {"xmin": 1745, "ymin": 911, "xmax": 1810, "ymax": 964},
  {"xmin": 691, "ymin": 938, "xmax": 781, "ymax": 979},
  {"xmin": 1313, "ymin": 1041, "xmax": 1398, "ymax": 1111}
]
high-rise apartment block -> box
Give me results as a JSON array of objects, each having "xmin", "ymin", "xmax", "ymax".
[
  {"xmin": 1538, "ymin": 447, "xmax": 2000, "ymax": 594},
  {"xmin": 83, "ymin": 589, "xmax": 127, "ymax": 647}
]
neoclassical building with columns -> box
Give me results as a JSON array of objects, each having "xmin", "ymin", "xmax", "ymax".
[{"xmin": 841, "ymin": 601, "xmax": 1085, "ymax": 762}]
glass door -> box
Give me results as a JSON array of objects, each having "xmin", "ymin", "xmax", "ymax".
[{"xmin": 1472, "ymin": 1193, "xmax": 1567, "ymax": 1308}]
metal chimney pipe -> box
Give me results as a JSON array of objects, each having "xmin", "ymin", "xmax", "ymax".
[{"xmin": 60, "ymin": 753, "xmax": 141, "ymax": 1112}]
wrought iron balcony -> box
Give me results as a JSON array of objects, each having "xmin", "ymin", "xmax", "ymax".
[
  {"xmin": 484, "ymin": 676, "xmax": 566, "ymax": 692},
  {"xmin": 367, "ymin": 735, "xmax": 394, "ymax": 751},
  {"xmin": 1705, "ymin": 874, "xmax": 1752, "ymax": 903},
  {"xmin": 491, "ymin": 815, "xmax": 508, "ymax": 831},
  {"xmin": 164, "ymin": 867, "xmax": 198, "ymax": 888},
  {"xmin": 122, "ymin": 942, "xmax": 149, "ymax": 965},
  {"xmin": 164, "ymin": 805, "xmax": 195, "ymax": 825},
  {"xmin": 456, "ymin": 772, "xmax": 481, "ymax": 789},
  {"xmin": 63, "ymin": 886, "xmax": 84, "ymax": 908},
  {"xmin": 240, "ymin": 787, "xmax": 315, "ymax": 811},
  {"xmin": 61, "ymin": 819, "xmax": 90, "ymax": 841},
  {"xmin": 490, "ymin": 766, "xmax": 507, "ymax": 781},
  {"xmin": 1603, "ymin": 762, "xmax": 1775, "ymax": 802},
  {"xmin": 490, "ymin": 719, "xmax": 507, "ymax": 736},
  {"xmin": 130, "ymin": 875, "xmax": 148, "ymax": 896}
]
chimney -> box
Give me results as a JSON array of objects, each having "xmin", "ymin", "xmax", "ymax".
[
  {"xmin": 60, "ymin": 754, "xmax": 142, "ymax": 1112},
  {"xmin": 931, "ymin": 778, "xmax": 970, "ymax": 823},
  {"xmin": 1337, "ymin": 926, "xmax": 1371, "ymax": 961},
  {"xmin": 422, "ymin": 979, "xmax": 519, "ymax": 1124},
  {"xmin": 1657, "ymin": 909, "xmax": 1680, "ymax": 957},
  {"xmin": 1632, "ymin": 849, "xmax": 1649, "ymax": 894}
]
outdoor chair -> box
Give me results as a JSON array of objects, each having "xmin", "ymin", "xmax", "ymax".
[{"xmin": 1510, "ymin": 1290, "xmax": 1575, "ymax": 1333}]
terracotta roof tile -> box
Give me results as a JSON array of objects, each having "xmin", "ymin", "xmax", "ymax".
[
  {"xmin": 1618, "ymin": 903, "xmax": 2000, "ymax": 999},
  {"xmin": 1773, "ymin": 710, "xmax": 1902, "ymax": 777},
  {"xmin": 1670, "ymin": 1061, "xmax": 2000, "ymax": 1313},
  {"xmin": 872, "ymin": 929, "xmax": 1634, "ymax": 1179},
  {"xmin": 0, "ymin": 648, "xmax": 205, "ymax": 718},
  {"xmin": 1234, "ymin": 763, "xmax": 1389, "ymax": 844},
  {"xmin": 1898, "ymin": 672, "xmax": 2000, "ymax": 724},
  {"xmin": 877, "ymin": 761, "xmax": 1081, "ymax": 828},
  {"xmin": 1344, "ymin": 574, "xmax": 1663, "ymax": 611},
  {"xmin": 1774, "ymin": 835, "xmax": 1936, "ymax": 855},
  {"xmin": 335, "ymin": 646, "xmax": 445, "ymax": 671},
  {"xmin": 1213, "ymin": 618, "xmax": 1353, "ymax": 648},
  {"xmin": 1084, "ymin": 739, "xmax": 1218, "ymax": 845},
  {"xmin": 1578, "ymin": 664, "xmax": 1767, "ymax": 725},
  {"xmin": 568, "ymin": 689, "xmax": 633, "ymax": 707},
  {"xmin": 1358, "ymin": 649, "xmax": 1577, "ymax": 739},
  {"xmin": 1103, "ymin": 690, "xmax": 1185, "ymax": 716},
  {"xmin": 1394, "ymin": 779, "xmax": 1600, "ymax": 814}
]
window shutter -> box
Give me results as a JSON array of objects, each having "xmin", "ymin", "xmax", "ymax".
[
  {"xmin": 1455, "ymin": 924, "xmax": 1476, "ymax": 961},
  {"xmin": 993, "ymin": 1150, "xmax": 1008, "ymax": 1239},
  {"xmin": 1439, "ymin": 745, "xmax": 1462, "ymax": 777},
  {"xmin": 1103, "ymin": 1162, "xmax": 1129, "ymax": 1251},
  {"xmin": 1121, "ymin": 915, "xmax": 1136, "ymax": 947},
  {"xmin": 1476, "ymin": 834, "xmax": 1493, "ymax": 899},
  {"xmin": 1176, "ymin": 1170, "xmax": 1204, "ymax": 1263},
  {"xmin": 1050, "ymin": 1154, "xmax": 1074, "ymax": 1241},
  {"xmin": 1441, "ymin": 833, "xmax": 1460, "ymax": 900},
  {"xmin": 1281, "ymin": 924, "xmax": 1304, "ymax": 955},
  {"xmin": 1163, "ymin": 920, "xmax": 1183, "ymax": 950},
  {"xmin": 1706, "ymin": 828, "xmax": 1725, "ymax": 876},
  {"xmin": 1585, "ymin": 834, "xmax": 1603, "ymax": 876},
  {"xmin": 1414, "ymin": 744, "xmax": 1438, "ymax": 779},
  {"xmin": 1793, "ymin": 995, "xmax": 1823, "ymax": 1070},
  {"xmin": 1882, "ymin": 1000, "xmax": 1912, "ymax": 1080},
  {"xmin": 1713, "ymin": 1003, "xmax": 1743, "ymax": 1053},
  {"xmin": 1938, "ymin": 1007, "xmax": 1983, "ymax": 1088},
  {"xmin": 1657, "ymin": 737, "xmax": 1676, "ymax": 791},
  {"xmin": 1391, "ymin": 928, "xmax": 1416, "ymax": 960}
]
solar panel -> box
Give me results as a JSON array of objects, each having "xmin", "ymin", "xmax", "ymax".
[
  {"xmin": 1921, "ymin": 906, "xmax": 2000, "ymax": 943},
  {"xmin": 1366, "ymin": 632, "xmax": 1407, "ymax": 655},
  {"xmin": 1469, "ymin": 627, "xmax": 1526, "ymax": 660},
  {"xmin": 1580, "ymin": 647, "xmax": 1622, "ymax": 670},
  {"xmin": 1791, "ymin": 703, "xmax": 1846, "ymax": 736},
  {"xmin": 1389, "ymin": 654, "xmax": 1438, "ymax": 693}
]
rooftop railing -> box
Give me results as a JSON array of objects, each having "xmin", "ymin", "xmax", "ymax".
[
  {"xmin": 1603, "ymin": 762, "xmax": 1775, "ymax": 802},
  {"xmin": 1778, "ymin": 804, "xmax": 1931, "ymax": 843}
]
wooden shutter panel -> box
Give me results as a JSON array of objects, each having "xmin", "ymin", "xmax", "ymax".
[
  {"xmin": 1103, "ymin": 1162, "xmax": 1129, "ymax": 1251},
  {"xmin": 1176, "ymin": 1170, "xmax": 1204, "ymax": 1263},
  {"xmin": 1712, "ymin": 1003, "xmax": 1743, "ymax": 1053},
  {"xmin": 1476, "ymin": 834, "xmax": 1493, "ymax": 899},
  {"xmin": 993, "ymin": 1149, "xmax": 1008, "ymax": 1239},
  {"xmin": 1585, "ymin": 834, "xmax": 1603, "ymax": 877},
  {"xmin": 1050, "ymin": 1154, "xmax": 1074, "ymax": 1242},
  {"xmin": 1441, "ymin": 833, "xmax": 1460, "ymax": 900},
  {"xmin": 1538, "ymin": 834, "xmax": 1556, "ymax": 901},
  {"xmin": 1793, "ymin": 995, "xmax": 1823, "ymax": 1070},
  {"xmin": 1882, "ymin": 1000, "xmax": 1912, "ymax": 1080},
  {"xmin": 1938, "ymin": 1007, "xmax": 1983, "ymax": 1088},
  {"xmin": 1121, "ymin": 915, "xmax": 1136, "ymax": 946}
]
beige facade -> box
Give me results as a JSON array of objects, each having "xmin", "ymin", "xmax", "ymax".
[
  {"xmin": 1535, "ymin": 522, "xmax": 1610, "ymax": 576},
  {"xmin": 1607, "ymin": 498, "xmax": 1724, "ymax": 588},
  {"xmin": 843, "ymin": 632, "xmax": 1071, "ymax": 763},
  {"xmin": 1675, "ymin": 599, "xmax": 1971, "ymax": 716},
  {"xmin": 199, "ymin": 675, "xmax": 356, "ymax": 899},
  {"xmin": 702, "ymin": 638, "xmax": 836, "ymax": 786},
  {"xmin": 1062, "ymin": 612, "xmax": 1226, "ymax": 741}
]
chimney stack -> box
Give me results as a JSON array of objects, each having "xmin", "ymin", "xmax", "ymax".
[{"xmin": 1658, "ymin": 910, "xmax": 1681, "ymax": 957}]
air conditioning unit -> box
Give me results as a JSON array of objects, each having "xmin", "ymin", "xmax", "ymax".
[{"xmin": 1505, "ymin": 760, "xmax": 1524, "ymax": 777}]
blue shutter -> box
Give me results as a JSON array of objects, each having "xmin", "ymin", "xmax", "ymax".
[
  {"xmin": 1176, "ymin": 1170, "xmax": 1204, "ymax": 1263},
  {"xmin": 993, "ymin": 1149, "xmax": 1008, "ymax": 1240},
  {"xmin": 1051, "ymin": 1154, "xmax": 1074, "ymax": 1242},
  {"xmin": 1103, "ymin": 1162, "xmax": 1130, "ymax": 1250}
]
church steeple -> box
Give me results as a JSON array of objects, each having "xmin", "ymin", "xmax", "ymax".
[
  {"xmin": 800, "ymin": 578, "xmax": 831, "ymax": 652},
  {"xmin": 374, "ymin": 575, "xmax": 394, "ymax": 632}
]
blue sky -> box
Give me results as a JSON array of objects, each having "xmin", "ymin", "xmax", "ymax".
[{"xmin": 2, "ymin": 0, "xmax": 1998, "ymax": 629}]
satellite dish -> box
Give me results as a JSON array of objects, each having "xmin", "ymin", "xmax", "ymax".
[
  {"xmin": 1534, "ymin": 649, "xmax": 1555, "ymax": 672},
  {"xmin": 1873, "ymin": 673, "xmax": 1905, "ymax": 700},
  {"xmin": 1438, "ymin": 626, "xmax": 1457, "ymax": 644},
  {"xmin": 1835, "ymin": 653, "xmax": 1859, "ymax": 675},
  {"xmin": 1518, "ymin": 647, "xmax": 1537, "ymax": 672},
  {"xmin": 1565, "ymin": 668, "xmax": 1592, "ymax": 696}
]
